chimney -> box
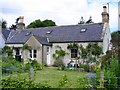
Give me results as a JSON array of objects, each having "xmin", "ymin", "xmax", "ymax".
[
  {"xmin": 16, "ymin": 16, "xmax": 25, "ymax": 30},
  {"xmin": 101, "ymin": 6, "xmax": 109, "ymax": 23}
]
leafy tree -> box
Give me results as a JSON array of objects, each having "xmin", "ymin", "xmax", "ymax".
[
  {"xmin": 86, "ymin": 16, "xmax": 94, "ymax": 24},
  {"xmin": 27, "ymin": 19, "xmax": 56, "ymax": 28},
  {"xmin": 9, "ymin": 24, "xmax": 17, "ymax": 30},
  {"xmin": 111, "ymin": 31, "xmax": 120, "ymax": 47},
  {"xmin": 2, "ymin": 46, "xmax": 13, "ymax": 57},
  {"xmin": 78, "ymin": 16, "xmax": 94, "ymax": 24},
  {"xmin": 42, "ymin": 19, "xmax": 56, "ymax": 27},
  {"xmin": 1, "ymin": 19, "xmax": 7, "ymax": 29},
  {"xmin": 78, "ymin": 17, "xmax": 85, "ymax": 24}
]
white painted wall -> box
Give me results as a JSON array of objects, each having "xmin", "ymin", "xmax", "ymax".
[
  {"xmin": 50, "ymin": 42, "xmax": 103, "ymax": 66},
  {"xmin": 0, "ymin": 30, "xmax": 5, "ymax": 49},
  {"xmin": 102, "ymin": 23, "xmax": 111, "ymax": 54}
]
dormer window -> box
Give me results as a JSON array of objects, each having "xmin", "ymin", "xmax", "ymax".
[
  {"xmin": 80, "ymin": 28, "xmax": 87, "ymax": 32},
  {"xmin": 25, "ymin": 32, "xmax": 31, "ymax": 36},
  {"xmin": 46, "ymin": 30, "xmax": 52, "ymax": 34}
]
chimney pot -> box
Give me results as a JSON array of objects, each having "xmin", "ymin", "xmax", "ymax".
[
  {"xmin": 103, "ymin": 6, "xmax": 107, "ymax": 13},
  {"xmin": 102, "ymin": 6, "xmax": 109, "ymax": 23},
  {"xmin": 16, "ymin": 16, "xmax": 25, "ymax": 30}
]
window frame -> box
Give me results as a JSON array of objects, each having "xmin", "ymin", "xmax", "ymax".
[
  {"xmin": 29, "ymin": 49, "xmax": 37, "ymax": 60},
  {"xmin": 71, "ymin": 48, "xmax": 78, "ymax": 58}
]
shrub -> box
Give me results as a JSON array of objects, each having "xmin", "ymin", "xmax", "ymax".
[
  {"xmin": 77, "ymin": 77, "xmax": 89, "ymax": 88},
  {"xmin": 2, "ymin": 75, "xmax": 51, "ymax": 88},
  {"xmin": 58, "ymin": 75, "xmax": 69, "ymax": 88},
  {"xmin": 24, "ymin": 59, "xmax": 44, "ymax": 71},
  {"xmin": 83, "ymin": 64, "xmax": 90, "ymax": 72},
  {"xmin": 2, "ymin": 57, "xmax": 23, "ymax": 74}
]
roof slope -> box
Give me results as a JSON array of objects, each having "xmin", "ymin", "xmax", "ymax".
[
  {"xmin": 2, "ymin": 29, "xmax": 10, "ymax": 40},
  {"xmin": 6, "ymin": 23, "xmax": 104, "ymax": 44}
]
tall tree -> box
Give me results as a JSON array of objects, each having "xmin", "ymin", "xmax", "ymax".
[
  {"xmin": 27, "ymin": 19, "xmax": 56, "ymax": 28},
  {"xmin": 78, "ymin": 16, "xmax": 94, "ymax": 24},
  {"xmin": 1, "ymin": 19, "xmax": 7, "ymax": 29},
  {"xmin": 78, "ymin": 17, "xmax": 85, "ymax": 24},
  {"xmin": 111, "ymin": 31, "xmax": 120, "ymax": 47},
  {"xmin": 86, "ymin": 16, "xmax": 94, "ymax": 24}
]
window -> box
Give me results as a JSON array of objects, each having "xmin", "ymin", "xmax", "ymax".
[
  {"xmin": 33, "ymin": 50, "xmax": 37, "ymax": 58},
  {"xmin": 16, "ymin": 48, "xmax": 20, "ymax": 55},
  {"xmin": 29, "ymin": 50, "xmax": 32, "ymax": 58},
  {"xmin": 29, "ymin": 49, "xmax": 37, "ymax": 59},
  {"xmin": 71, "ymin": 49, "xmax": 78, "ymax": 58},
  {"xmin": 80, "ymin": 28, "xmax": 87, "ymax": 32}
]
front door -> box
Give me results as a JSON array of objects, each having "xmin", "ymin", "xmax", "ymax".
[{"xmin": 47, "ymin": 47, "xmax": 51, "ymax": 65}]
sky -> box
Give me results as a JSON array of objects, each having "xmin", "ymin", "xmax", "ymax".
[{"xmin": 0, "ymin": 0, "xmax": 119, "ymax": 32}]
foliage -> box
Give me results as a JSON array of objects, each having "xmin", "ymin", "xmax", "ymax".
[
  {"xmin": 67, "ymin": 43, "xmax": 79, "ymax": 49},
  {"xmin": 58, "ymin": 75, "xmax": 69, "ymax": 88},
  {"xmin": 78, "ymin": 17, "xmax": 85, "ymax": 24},
  {"xmin": 27, "ymin": 19, "xmax": 56, "ymax": 28},
  {"xmin": 101, "ymin": 50, "xmax": 112, "ymax": 69},
  {"xmin": 2, "ymin": 57, "xmax": 23, "ymax": 74},
  {"xmin": 86, "ymin": 16, "xmax": 94, "ymax": 24},
  {"xmin": 67, "ymin": 43, "xmax": 102, "ymax": 72},
  {"xmin": 2, "ymin": 46, "xmax": 13, "ymax": 57},
  {"xmin": 2, "ymin": 56, "xmax": 43, "ymax": 75},
  {"xmin": 86, "ymin": 43, "xmax": 102, "ymax": 57},
  {"xmin": 53, "ymin": 46, "xmax": 67, "ymax": 68},
  {"xmin": 77, "ymin": 77, "xmax": 89, "ymax": 88},
  {"xmin": 1, "ymin": 19, "xmax": 7, "ymax": 29},
  {"xmin": 22, "ymin": 44, "xmax": 31, "ymax": 50},
  {"xmin": 2, "ymin": 75, "xmax": 51, "ymax": 88},
  {"xmin": 78, "ymin": 16, "xmax": 94, "ymax": 24},
  {"xmin": 101, "ymin": 57, "xmax": 119, "ymax": 89},
  {"xmin": 24, "ymin": 59, "xmax": 44, "ymax": 71},
  {"xmin": 111, "ymin": 31, "xmax": 120, "ymax": 47},
  {"xmin": 82, "ymin": 64, "xmax": 90, "ymax": 72},
  {"xmin": 79, "ymin": 45, "xmax": 87, "ymax": 60}
]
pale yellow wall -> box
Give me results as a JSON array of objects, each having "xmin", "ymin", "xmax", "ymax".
[
  {"xmin": 50, "ymin": 42, "xmax": 103, "ymax": 66},
  {"xmin": 25, "ymin": 35, "xmax": 42, "ymax": 63}
]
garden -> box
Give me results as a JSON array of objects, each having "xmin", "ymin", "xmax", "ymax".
[{"xmin": 0, "ymin": 42, "xmax": 120, "ymax": 89}]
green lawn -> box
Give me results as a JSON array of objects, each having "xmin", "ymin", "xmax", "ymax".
[
  {"xmin": 2, "ymin": 67, "xmax": 87, "ymax": 88},
  {"xmin": 34, "ymin": 67, "xmax": 87, "ymax": 88}
]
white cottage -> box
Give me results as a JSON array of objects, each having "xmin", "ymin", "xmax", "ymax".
[{"xmin": 5, "ymin": 6, "xmax": 111, "ymax": 66}]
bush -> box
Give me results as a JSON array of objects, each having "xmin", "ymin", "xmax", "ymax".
[
  {"xmin": 2, "ymin": 75, "xmax": 51, "ymax": 88},
  {"xmin": 58, "ymin": 75, "xmax": 69, "ymax": 88},
  {"xmin": 2, "ymin": 57, "xmax": 23, "ymax": 74},
  {"xmin": 82, "ymin": 64, "xmax": 90, "ymax": 72},
  {"xmin": 24, "ymin": 59, "xmax": 44, "ymax": 71}
]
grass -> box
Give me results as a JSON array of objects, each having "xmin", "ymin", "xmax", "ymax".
[
  {"xmin": 2, "ymin": 67, "xmax": 87, "ymax": 88},
  {"xmin": 34, "ymin": 67, "xmax": 87, "ymax": 88}
]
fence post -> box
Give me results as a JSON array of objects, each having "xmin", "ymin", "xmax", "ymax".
[
  {"xmin": 30, "ymin": 66, "xmax": 34, "ymax": 81},
  {"xmin": 100, "ymin": 71, "xmax": 104, "ymax": 88}
]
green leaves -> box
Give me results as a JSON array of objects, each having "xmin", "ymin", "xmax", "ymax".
[
  {"xmin": 53, "ymin": 46, "xmax": 67, "ymax": 67},
  {"xmin": 22, "ymin": 44, "xmax": 31, "ymax": 50},
  {"xmin": 27, "ymin": 19, "xmax": 56, "ymax": 28}
]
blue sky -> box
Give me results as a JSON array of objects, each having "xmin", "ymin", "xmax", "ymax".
[{"xmin": 0, "ymin": 0, "xmax": 119, "ymax": 32}]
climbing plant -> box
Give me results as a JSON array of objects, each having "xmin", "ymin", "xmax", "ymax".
[
  {"xmin": 53, "ymin": 46, "xmax": 68, "ymax": 69},
  {"xmin": 2, "ymin": 46, "xmax": 13, "ymax": 57},
  {"xmin": 67, "ymin": 43, "xmax": 79, "ymax": 50},
  {"xmin": 22, "ymin": 44, "xmax": 31, "ymax": 50}
]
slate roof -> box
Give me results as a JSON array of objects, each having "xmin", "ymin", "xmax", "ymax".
[
  {"xmin": 2, "ymin": 29, "xmax": 11, "ymax": 40},
  {"xmin": 34, "ymin": 35, "xmax": 52, "ymax": 45},
  {"xmin": 6, "ymin": 23, "xmax": 104, "ymax": 45}
]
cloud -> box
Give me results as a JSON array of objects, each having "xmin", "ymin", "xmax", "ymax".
[
  {"xmin": 0, "ymin": 0, "xmax": 23, "ymax": 14},
  {"xmin": 0, "ymin": 0, "xmax": 119, "ymax": 32}
]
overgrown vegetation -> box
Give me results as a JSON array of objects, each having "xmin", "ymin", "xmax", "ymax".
[
  {"xmin": 53, "ymin": 46, "xmax": 68, "ymax": 70},
  {"xmin": 2, "ymin": 75, "xmax": 50, "ymax": 88}
]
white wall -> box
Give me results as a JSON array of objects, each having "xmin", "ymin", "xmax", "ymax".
[
  {"xmin": 102, "ymin": 23, "xmax": 111, "ymax": 54},
  {"xmin": 0, "ymin": 30, "xmax": 5, "ymax": 49},
  {"xmin": 50, "ymin": 42, "xmax": 103, "ymax": 66}
]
